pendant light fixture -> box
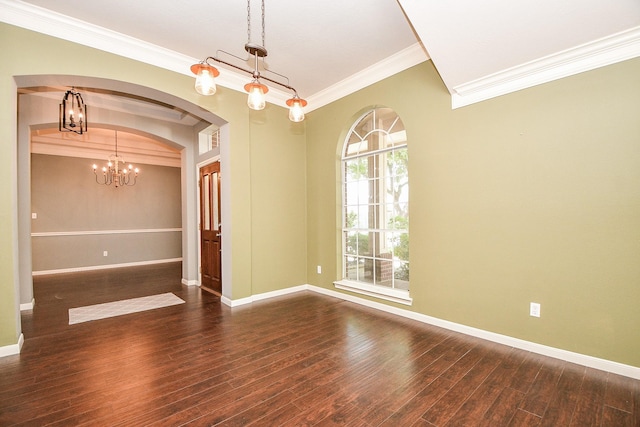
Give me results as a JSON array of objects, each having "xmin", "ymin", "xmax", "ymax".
[
  {"xmin": 92, "ymin": 131, "xmax": 139, "ymax": 188},
  {"xmin": 190, "ymin": 0, "xmax": 307, "ymax": 122},
  {"xmin": 59, "ymin": 88, "xmax": 87, "ymax": 134}
]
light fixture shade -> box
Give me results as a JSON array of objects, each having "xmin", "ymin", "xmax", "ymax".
[
  {"xmin": 286, "ymin": 97, "xmax": 308, "ymax": 122},
  {"xmin": 191, "ymin": 63, "xmax": 220, "ymax": 96},
  {"xmin": 244, "ymin": 81, "xmax": 269, "ymax": 110},
  {"xmin": 59, "ymin": 89, "xmax": 87, "ymax": 134}
]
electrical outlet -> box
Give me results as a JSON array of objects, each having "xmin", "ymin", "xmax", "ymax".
[
  {"xmin": 103, "ymin": 251, "xmax": 108, "ymax": 257},
  {"xmin": 31, "ymin": 213, "xmax": 37, "ymax": 219},
  {"xmin": 317, "ymin": 265, "xmax": 322, "ymax": 274},
  {"xmin": 530, "ymin": 302, "xmax": 541, "ymax": 318}
]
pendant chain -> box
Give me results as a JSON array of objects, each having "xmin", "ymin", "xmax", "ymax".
[{"xmin": 247, "ymin": 0, "xmax": 266, "ymax": 47}]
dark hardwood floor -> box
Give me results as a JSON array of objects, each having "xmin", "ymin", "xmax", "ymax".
[{"xmin": 1, "ymin": 262, "xmax": 638, "ymax": 426}]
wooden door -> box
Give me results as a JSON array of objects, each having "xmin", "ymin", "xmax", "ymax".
[{"xmin": 200, "ymin": 162, "xmax": 221, "ymax": 294}]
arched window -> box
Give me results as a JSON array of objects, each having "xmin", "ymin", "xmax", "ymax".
[{"xmin": 337, "ymin": 108, "xmax": 410, "ymax": 305}]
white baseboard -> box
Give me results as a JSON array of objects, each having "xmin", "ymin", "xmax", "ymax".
[
  {"xmin": 20, "ymin": 298, "xmax": 35, "ymax": 311},
  {"xmin": 181, "ymin": 278, "xmax": 199, "ymax": 286},
  {"xmin": 32, "ymin": 258, "xmax": 182, "ymax": 276},
  {"xmin": 0, "ymin": 334, "xmax": 24, "ymax": 358},
  {"xmin": 221, "ymin": 285, "xmax": 308, "ymax": 308},
  {"xmin": 224, "ymin": 283, "xmax": 640, "ymax": 380}
]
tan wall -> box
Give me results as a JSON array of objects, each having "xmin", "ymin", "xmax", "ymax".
[{"xmin": 305, "ymin": 59, "xmax": 640, "ymax": 367}]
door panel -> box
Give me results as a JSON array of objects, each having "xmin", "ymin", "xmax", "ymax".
[{"xmin": 200, "ymin": 162, "xmax": 221, "ymax": 294}]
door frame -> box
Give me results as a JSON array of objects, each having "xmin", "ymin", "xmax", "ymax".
[{"xmin": 197, "ymin": 156, "xmax": 222, "ymax": 294}]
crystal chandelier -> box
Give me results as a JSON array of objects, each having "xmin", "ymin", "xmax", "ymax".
[
  {"xmin": 59, "ymin": 88, "xmax": 87, "ymax": 134},
  {"xmin": 92, "ymin": 131, "xmax": 139, "ymax": 188},
  {"xmin": 190, "ymin": 0, "xmax": 308, "ymax": 122}
]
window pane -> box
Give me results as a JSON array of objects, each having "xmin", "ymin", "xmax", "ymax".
[
  {"xmin": 341, "ymin": 108, "xmax": 409, "ymax": 294},
  {"xmin": 345, "ymin": 158, "xmax": 368, "ymax": 181},
  {"xmin": 203, "ymin": 174, "xmax": 210, "ymax": 231},
  {"xmin": 386, "ymin": 203, "xmax": 408, "ymax": 230},
  {"xmin": 374, "ymin": 253, "xmax": 394, "ymax": 287},
  {"xmin": 355, "ymin": 232, "xmax": 370, "ymax": 255},
  {"xmin": 361, "ymin": 257, "xmax": 374, "ymax": 284},
  {"xmin": 345, "ymin": 256, "xmax": 358, "ymax": 281},
  {"xmin": 344, "ymin": 231, "xmax": 358, "ymax": 255},
  {"xmin": 391, "ymin": 232, "xmax": 409, "ymax": 263},
  {"xmin": 395, "ymin": 261, "xmax": 410, "ymax": 283},
  {"xmin": 212, "ymin": 172, "xmax": 219, "ymax": 230}
]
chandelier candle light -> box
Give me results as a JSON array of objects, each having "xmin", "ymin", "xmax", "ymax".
[
  {"xmin": 59, "ymin": 88, "xmax": 87, "ymax": 134},
  {"xmin": 190, "ymin": 0, "xmax": 308, "ymax": 122},
  {"xmin": 93, "ymin": 131, "xmax": 139, "ymax": 188}
]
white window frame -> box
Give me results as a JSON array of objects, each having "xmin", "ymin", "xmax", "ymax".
[{"xmin": 334, "ymin": 108, "xmax": 411, "ymax": 305}]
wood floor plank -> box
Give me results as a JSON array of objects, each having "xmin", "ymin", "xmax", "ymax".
[
  {"xmin": 201, "ymin": 390, "xmax": 297, "ymax": 427},
  {"xmin": 601, "ymin": 405, "xmax": 634, "ymax": 427},
  {"xmin": 378, "ymin": 376, "xmax": 454, "ymax": 426},
  {"xmin": 517, "ymin": 362, "xmax": 564, "ymax": 416},
  {"xmin": 421, "ymin": 349, "xmax": 504, "ymax": 425},
  {"xmin": 537, "ymin": 362, "xmax": 585, "ymax": 427},
  {"xmin": 443, "ymin": 382, "xmax": 503, "ymax": 425},
  {"xmin": 509, "ymin": 409, "xmax": 542, "ymax": 426},
  {"xmin": 478, "ymin": 387, "xmax": 526, "ymax": 426},
  {"xmin": 508, "ymin": 351, "xmax": 546, "ymax": 394},
  {"xmin": 1, "ymin": 263, "xmax": 638, "ymax": 426},
  {"xmin": 568, "ymin": 367, "xmax": 607, "ymax": 427},
  {"xmin": 634, "ymin": 377, "xmax": 640, "ymax": 427},
  {"xmin": 604, "ymin": 372, "xmax": 636, "ymax": 413},
  {"xmin": 359, "ymin": 337, "xmax": 472, "ymax": 426}
]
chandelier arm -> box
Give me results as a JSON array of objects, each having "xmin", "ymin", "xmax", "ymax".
[
  {"xmin": 207, "ymin": 56, "xmax": 299, "ymax": 95},
  {"xmin": 258, "ymin": 74, "xmax": 298, "ymax": 95},
  {"xmin": 260, "ymin": 66, "xmax": 292, "ymax": 90},
  {"xmin": 193, "ymin": 0, "xmax": 306, "ymax": 120},
  {"xmin": 208, "ymin": 56, "xmax": 255, "ymax": 76}
]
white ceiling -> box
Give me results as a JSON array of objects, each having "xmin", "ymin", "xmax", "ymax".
[{"xmin": 2, "ymin": 0, "xmax": 640, "ymax": 110}]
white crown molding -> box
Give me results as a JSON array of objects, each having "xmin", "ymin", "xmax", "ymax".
[
  {"xmin": 0, "ymin": 0, "xmax": 292, "ymax": 107},
  {"xmin": 452, "ymin": 26, "xmax": 640, "ymax": 109},
  {"xmin": 1, "ymin": 0, "xmax": 427, "ymax": 110},
  {"xmin": 0, "ymin": 0, "xmax": 193, "ymax": 75},
  {"xmin": 5, "ymin": 1, "xmax": 638, "ymax": 115},
  {"xmin": 307, "ymin": 43, "xmax": 429, "ymax": 111}
]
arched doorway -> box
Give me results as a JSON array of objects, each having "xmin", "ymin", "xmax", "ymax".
[{"xmin": 14, "ymin": 75, "xmax": 230, "ymax": 315}]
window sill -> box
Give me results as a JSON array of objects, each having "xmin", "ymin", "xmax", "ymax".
[{"xmin": 334, "ymin": 280, "xmax": 413, "ymax": 306}]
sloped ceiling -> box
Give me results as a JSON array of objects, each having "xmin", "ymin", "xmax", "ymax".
[
  {"xmin": 2, "ymin": 0, "xmax": 640, "ymax": 110},
  {"xmin": 398, "ymin": 0, "xmax": 640, "ymax": 107}
]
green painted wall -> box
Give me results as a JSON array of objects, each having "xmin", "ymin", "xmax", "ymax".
[
  {"xmin": 305, "ymin": 59, "xmax": 640, "ymax": 367},
  {"xmin": 0, "ymin": 61, "xmax": 18, "ymax": 347},
  {"xmin": 248, "ymin": 110, "xmax": 307, "ymax": 295},
  {"xmin": 0, "ymin": 23, "xmax": 307, "ymax": 348}
]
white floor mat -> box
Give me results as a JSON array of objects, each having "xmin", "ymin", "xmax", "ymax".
[{"xmin": 69, "ymin": 292, "xmax": 185, "ymax": 325}]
